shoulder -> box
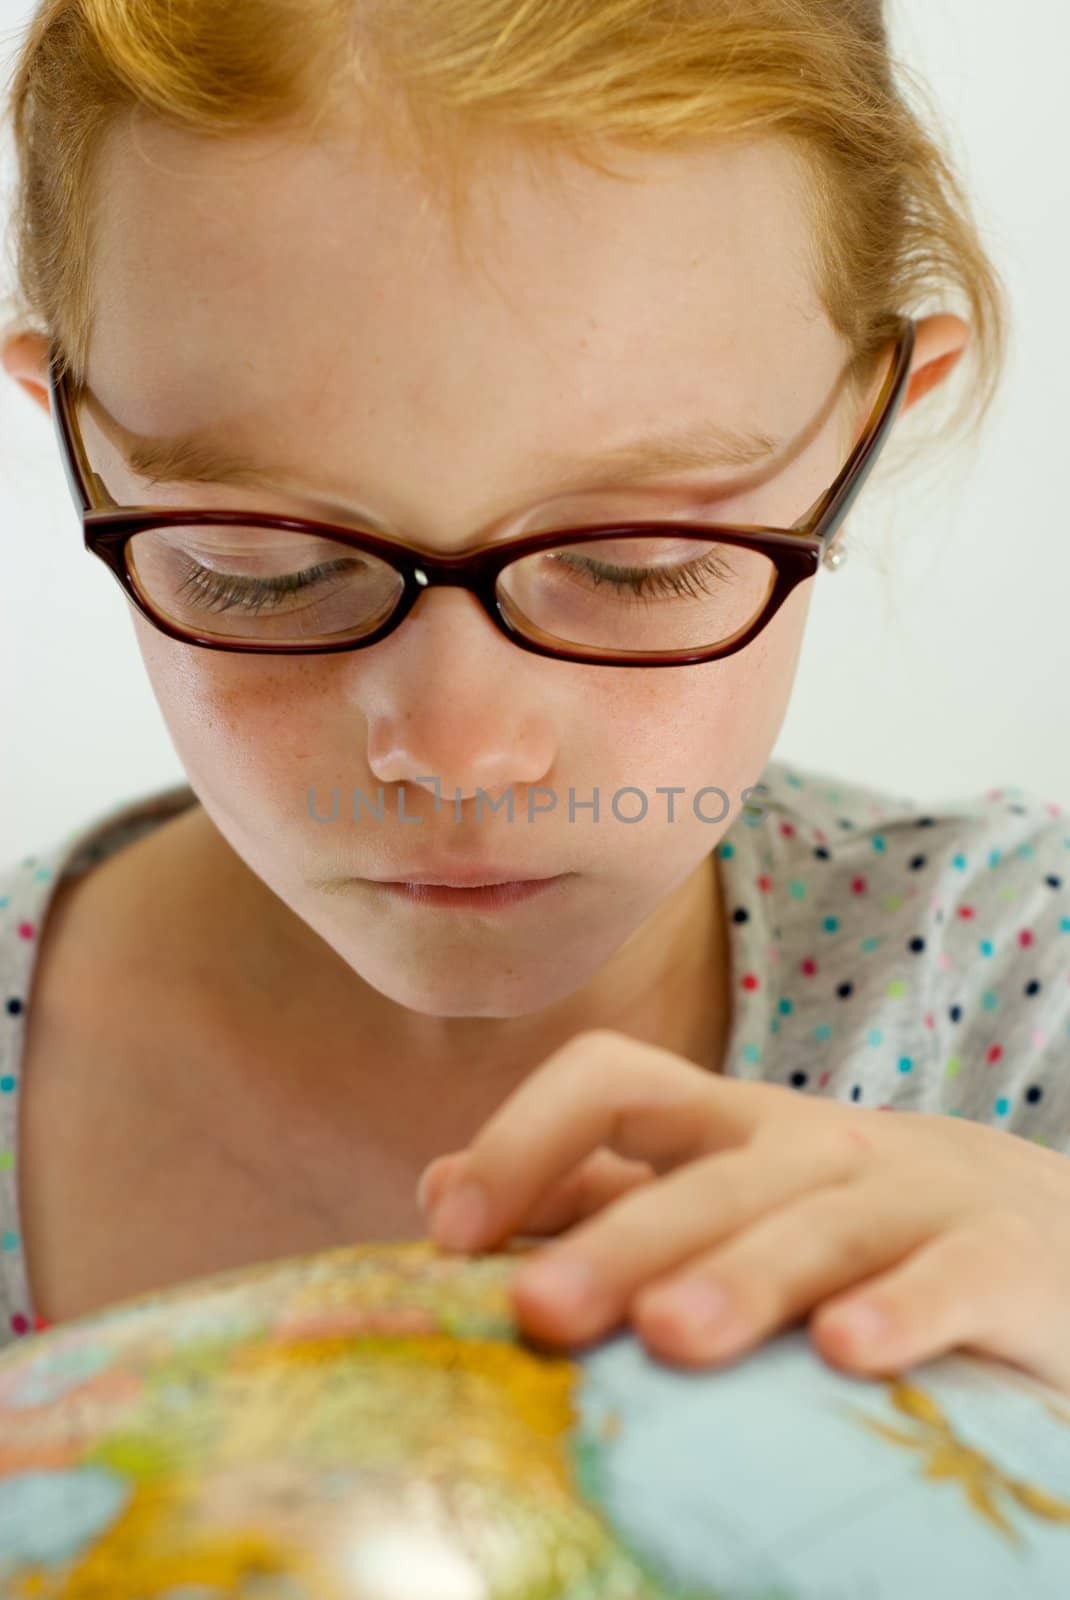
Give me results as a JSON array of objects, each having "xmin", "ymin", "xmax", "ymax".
[
  {"xmin": 744, "ymin": 760, "xmax": 1067, "ymax": 908},
  {"xmin": 0, "ymin": 782, "xmax": 200, "ymax": 1351},
  {"xmin": 728, "ymin": 762, "xmax": 1070, "ymax": 1149}
]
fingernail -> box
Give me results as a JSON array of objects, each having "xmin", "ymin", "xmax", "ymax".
[
  {"xmin": 647, "ymin": 1280, "xmax": 732, "ymax": 1333},
  {"xmin": 417, "ymin": 1159, "xmax": 455, "ymax": 1216},
  {"xmin": 429, "ymin": 1182, "xmax": 488, "ymax": 1251},
  {"xmin": 516, "ymin": 1257, "xmax": 596, "ymax": 1312},
  {"xmin": 832, "ymin": 1301, "xmax": 888, "ymax": 1345}
]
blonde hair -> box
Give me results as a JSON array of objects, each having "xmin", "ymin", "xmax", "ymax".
[{"xmin": 2, "ymin": 0, "xmax": 1007, "ymax": 442}]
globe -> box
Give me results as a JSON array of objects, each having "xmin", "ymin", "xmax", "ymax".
[{"xmin": 1, "ymin": 1239, "xmax": 1068, "ymax": 1598}]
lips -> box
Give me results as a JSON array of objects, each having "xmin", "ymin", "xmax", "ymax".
[
  {"xmin": 376, "ymin": 869, "xmax": 561, "ymax": 888},
  {"xmin": 372, "ymin": 876, "xmax": 569, "ymax": 910}
]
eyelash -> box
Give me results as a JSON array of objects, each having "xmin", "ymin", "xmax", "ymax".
[{"xmin": 173, "ymin": 548, "xmax": 736, "ymax": 615}]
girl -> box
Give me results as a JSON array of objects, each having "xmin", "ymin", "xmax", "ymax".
[{"xmin": 1, "ymin": 0, "xmax": 1068, "ymax": 1393}]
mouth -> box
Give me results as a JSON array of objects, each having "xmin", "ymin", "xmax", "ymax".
[
  {"xmin": 372, "ymin": 868, "xmax": 565, "ymax": 888},
  {"xmin": 367, "ymin": 876, "xmax": 571, "ymax": 910}
]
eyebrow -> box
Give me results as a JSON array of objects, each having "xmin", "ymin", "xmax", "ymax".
[{"xmin": 111, "ymin": 414, "xmax": 781, "ymax": 496}]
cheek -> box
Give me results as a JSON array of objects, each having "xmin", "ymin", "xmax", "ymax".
[
  {"xmin": 132, "ymin": 617, "xmax": 337, "ymax": 795},
  {"xmin": 599, "ymin": 581, "xmax": 812, "ymax": 784}
]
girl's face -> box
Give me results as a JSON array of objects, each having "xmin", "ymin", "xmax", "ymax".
[{"xmin": 75, "ymin": 115, "xmax": 858, "ymax": 1020}]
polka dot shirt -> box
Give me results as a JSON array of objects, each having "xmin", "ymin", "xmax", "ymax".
[{"xmin": 1, "ymin": 761, "xmax": 1067, "ymax": 1348}]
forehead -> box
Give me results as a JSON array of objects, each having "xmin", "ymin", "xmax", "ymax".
[{"xmin": 85, "ymin": 114, "xmax": 841, "ymax": 521}]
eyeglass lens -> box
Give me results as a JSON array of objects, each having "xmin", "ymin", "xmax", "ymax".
[{"xmin": 124, "ymin": 522, "xmax": 779, "ymax": 655}]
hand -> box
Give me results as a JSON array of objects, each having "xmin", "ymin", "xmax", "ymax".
[{"xmin": 415, "ymin": 1029, "xmax": 1070, "ymax": 1394}]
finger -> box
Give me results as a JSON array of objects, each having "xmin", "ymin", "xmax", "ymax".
[
  {"xmin": 510, "ymin": 1151, "xmax": 659, "ymax": 1236},
  {"xmin": 628, "ymin": 1178, "xmax": 947, "ymax": 1368},
  {"xmin": 417, "ymin": 1153, "xmax": 467, "ymax": 1215},
  {"xmin": 811, "ymin": 1217, "xmax": 1070, "ymax": 1393},
  {"xmin": 424, "ymin": 1029, "xmax": 777, "ymax": 1253},
  {"xmin": 509, "ymin": 1130, "xmax": 873, "ymax": 1346}
]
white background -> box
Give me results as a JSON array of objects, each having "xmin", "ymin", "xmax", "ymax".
[{"xmin": 1, "ymin": 0, "xmax": 1068, "ymax": 853}]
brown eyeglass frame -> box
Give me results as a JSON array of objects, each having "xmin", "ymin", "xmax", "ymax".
[{"xmin": 46, "ymin": 317, "xmax": 916, "ymax": 668}]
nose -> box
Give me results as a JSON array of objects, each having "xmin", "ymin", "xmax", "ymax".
[{"xmin": 359, "ymin": 588, "xmax": 560, "ymax": 803}]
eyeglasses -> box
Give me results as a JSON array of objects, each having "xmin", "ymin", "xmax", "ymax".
[{"xmin": 47, "ymin": 318, "xmax": 915, "ymax": 668}]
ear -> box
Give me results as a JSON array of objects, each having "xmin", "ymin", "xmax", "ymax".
[
  {"xmin": 1, "ymin": 330, "xmax": 54, "ymax": 419},
  {"xmin": 900, "ymin": 312, "xmax": 971, "ymax": 413}
]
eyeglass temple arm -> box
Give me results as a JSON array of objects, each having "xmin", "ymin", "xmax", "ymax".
[
  {"xmin": 47, "ymin": 347, "xmax": 121, "ymax": 517},
  {"xmin": 791, "ymin": 319, "xmax": 917, "ymax": 541}
]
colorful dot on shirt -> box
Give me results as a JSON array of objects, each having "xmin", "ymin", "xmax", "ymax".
[
  {"xmin": 837, "ymin": 982, "xmax": 854, "ymax": 999},
  {"xmin": 5, "ymin": 998, "xmax": 22, "ymax": 1016},
  {"xmin": 982, "ymin": 991, "xmax": 999, "ymax": 1011},
  {"xmin": 994, "ymin": 1097, "xmax": 1011, "ymax": 1118},
  {"xmin": 987, "ymin": 1044, "xmax": 1004, "ymax": 1065},
  {"xmin": 732, "ymin": 907, "xmax": 750, "ymax": 924},
  {"xmin": 10, "ymin": 1313, "xmax": 30, "ymax": 1337},
  {"xmin": 909, "ymin": 855, "xmax": 928, "ymax": 871},
  {"xmin": 867, "ymin": 1029, "xmax": 883, "ymax": 1047},
  {"xmin": 980, "ymin": 940, "xmax": 995, "ymax": 957},
  {"xmin": 1, "ymin": 1232, "xmax": 17, "ymax": 1252},
  {"xmin": 1061, "ymin": 918, "xmax": 1070, "ymax": 934},
  {"xmin": 852, "ymin": 877, "xmax": 868, "ymax": 895},
  {"xmin": 814, "ymin": 1024, "xmax": 832, "ymax": 1042},
  {"xmin": 823, "ymin": 916, "xmax": 839, "ymax": 933},
  {"xmin": 952, "ymin": 854, "xmax": 968, "ymax": 872},
  {"xmin": 742, "ymin": 973, "xmax": 760, "ymax": 992},
  {"xmin": 1025, "ymin": 979, "xmax": 1042, "ymax": 997},
  {"xmin": 801, "ymin": 958, "xmax": 818, "ymax": 976},
  {"xmin": 1018, "ymin": 929, "xmax": 1035, "ymax": 949},
  {"xmin": 742, "ymin": 1044, "xmax": 761, "ymax": 1064},
  {"xmin": 871, "ymin": 837, "xmax": 886, "ymax": 853},
  {"xmin": 789, "ymin": 880, "xmax": 807, "ymax": 900},
  {"xmin": 0, "ymin": 1077, "xmax": 15, "ymax": 1094},
  {"xmin": 778, "ymin": 998, "xmax": 794, "ymax": 1015},
  {"xmin": 886, "ymin": 979, "xmax": 907, "ymax": 999},
  {"xmin": 718, "ymin": 843, "xmax": 736, "ymax": 860},
  {"xmin": 16, "ymin": 923, "xmax": 35, "ymax": 941},
  {"xmin": 945, "ymin": 1057, "xmax": 962, "ymax": 1078},
  {"xmin": 884, "ymin": 895, "xmax": 903, "ymax": 912},
  {"xmin": 790, "ymin": 1071, "xmax": 808, "ymax": 1087},
  {"xmin": 0, "ymin": 1150, "xmax": 12, "ymax": 1172},
  {"xmin": 898, "ymin": 1057, "xmax": 914, "ymax": 1074},
  {"xmin": 1026, "ymin": 1085, "xmax": 1044, "ymax": 1104},
  {"xmin": 861, "ymin": 936, "xmax": 882, "ymax": 953},
  {"xmin": 988, "ymin": 849, "xmax": 1002, "ymax": 868},
  {"xmin": 908, "ymin": 937, "xmax": 926, "ymax": 954}
]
